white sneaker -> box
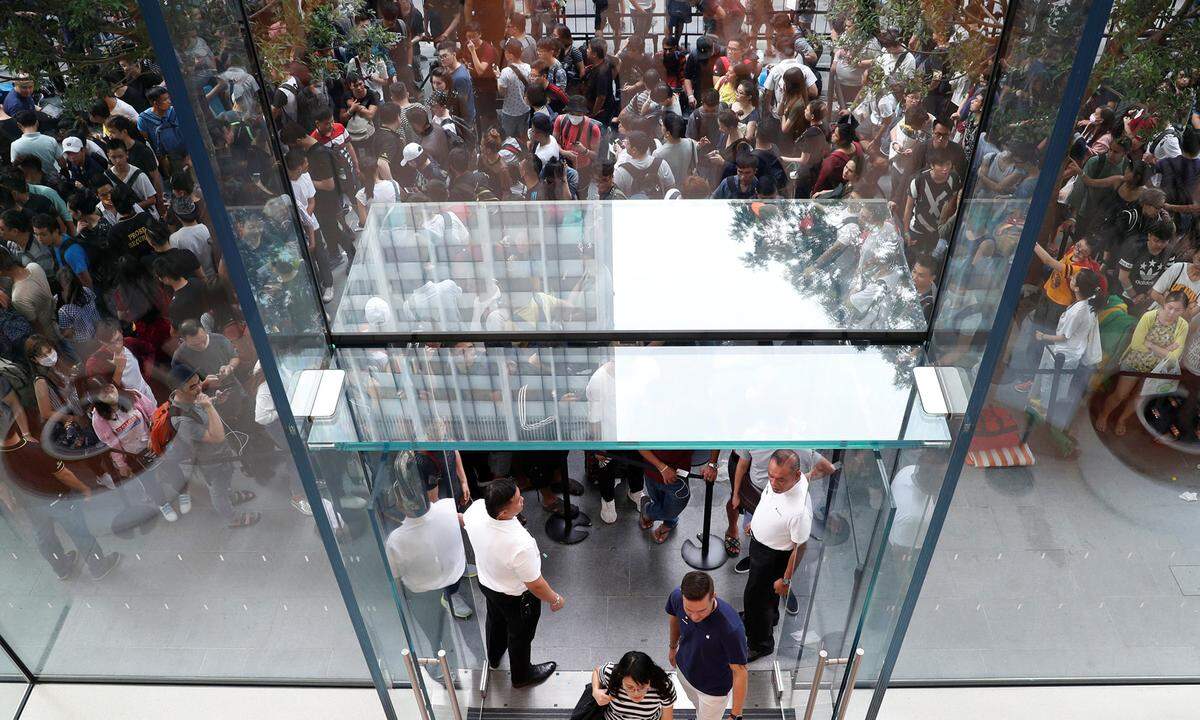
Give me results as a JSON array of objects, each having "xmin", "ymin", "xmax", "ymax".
[
  {"xmin": 628, "ymin": 489, "xmax": 645, "ymax": 507},
  {"xmin": 321, "ymin": 286, "xmax": 335, "ymax": 303},
  {"xmin": 600, "ymin": 499, "xmax": 617, "ymax": 524},
  {"xmin": 160, "ymin": 503, "xmax": 179, "ymax": 523},
  {"xmin": 97, "ymin": 473, "xmax": 117, "ymax": 490},
  {"xmin": 177, "ymin": 494, "xmax": 192, "ymax": 515}
]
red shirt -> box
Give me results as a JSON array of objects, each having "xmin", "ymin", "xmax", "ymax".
[{"xmin": 643, "ymin": 450, "xmax": 701, "ymax": 482}]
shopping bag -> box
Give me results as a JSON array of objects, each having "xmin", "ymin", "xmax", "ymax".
[{"xmin": 1140, "ymin": 357, "xmax": 1180, "ymax": 397}]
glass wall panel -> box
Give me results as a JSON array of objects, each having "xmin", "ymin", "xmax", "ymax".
[
  {"xmin": 332, "ymin": 200, "xmax": 926, "ymax": 336},
  {"xmin": 843, "ymin": 0, "xmax": 1115, "ymax": 710},
  {"xmin": 893, "ymin": 0, "xmax": 1200, "ymax": 685},
  {"xmin": 310, "ymin": 344, "xmax": 950, "ymax": 450},
  {"xmin": 0, "ymin": 0, "xmax": 382, "ymax": 686}
]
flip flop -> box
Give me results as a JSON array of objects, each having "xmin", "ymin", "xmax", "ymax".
[
  {"xmin": 724, "ymin": 534, "xmax": 741, "ymax": 557},
  {"xmin": 652, "ymin": 524, "xmax": 673, "ymax": 544}
]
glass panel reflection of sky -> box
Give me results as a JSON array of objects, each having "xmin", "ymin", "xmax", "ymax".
[
  {"xmin": 330, "ymin": 200, "xmax": 926, "ymax": 335},
  {"xmin": 306, "ymin": 344, "xmax": 950, "ymax": 450}
]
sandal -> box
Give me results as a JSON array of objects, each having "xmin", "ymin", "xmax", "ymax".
[
  {"xmin": 724, "ymin": 534, "xmax": 741, "ymax": 557},
  {"xmin": 652, "ymin": 524, "xmax": 673, "ymax": 544},
  {"xmin": 228, "ymin": 512, "xmax": 261, "ymax": 529},
  {"xmin": 230, "ymin": 490, "xmax": 256, "ymax": 506}
]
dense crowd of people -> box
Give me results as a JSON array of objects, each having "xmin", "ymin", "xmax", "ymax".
[{"xmin": 0, "ymin": 0, "xmax": 993, "ymax": 584}]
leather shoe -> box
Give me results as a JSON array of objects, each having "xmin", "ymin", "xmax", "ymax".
[{"xmin": 512, "ymin": 661, "xmax": 557, "ymax": 688}]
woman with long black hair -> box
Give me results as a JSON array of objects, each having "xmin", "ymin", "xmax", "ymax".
[{"xmin": 591, "ymin": 650, "xmax": 676, "ymax": 720}]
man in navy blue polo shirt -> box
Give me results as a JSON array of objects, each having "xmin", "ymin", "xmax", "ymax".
[{"xmin": 665, "ymin": 571, "xmax": 748, "ymax": 720}]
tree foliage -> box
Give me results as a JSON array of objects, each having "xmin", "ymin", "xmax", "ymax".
[{"xmin": 0, "ymin": 0, "xmax": 151, "ymax": 112}]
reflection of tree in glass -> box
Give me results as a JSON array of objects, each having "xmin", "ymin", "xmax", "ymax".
[
  {"xmin": 728, "ymin": 201, "xmax": 922, "ymax": 388},
  {"xmin": 727, "ymin": 202, "xmax": 921, "ymax": 331}
]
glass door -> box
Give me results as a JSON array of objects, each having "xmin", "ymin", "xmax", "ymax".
[{"xmin": 790, "ymin": 450, "xmax": 896, "ymax": 718}]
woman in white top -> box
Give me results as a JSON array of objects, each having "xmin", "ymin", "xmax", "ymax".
[
  {"xmin": 1030, "ymin": 268, "xmax": 1105, "ymax": 419},
  {"xmin": 592, "ymin": 651, "xmax": 676, "ymax": 720},
  {"xmin": 354, "ymin": 155, "xmax": 403, "ymax": 212}
]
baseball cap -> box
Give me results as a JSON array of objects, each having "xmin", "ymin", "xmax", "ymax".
[
  {"xmin": 400, "ymin": 143, "xmax": 424, "ymax": 166},
  {"xmin": 61, "ymin": 136, "xmax": 84, "ymax": 154}
]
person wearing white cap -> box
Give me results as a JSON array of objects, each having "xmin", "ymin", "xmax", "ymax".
[
  {"xmin": 398, "ymin": 142, "xmax": 448, "ymax": 195},
  {"xmin": 59, "ymin": 136, "xmax": 108, "ymax": 190}
]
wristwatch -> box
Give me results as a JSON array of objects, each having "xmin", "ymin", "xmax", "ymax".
[{"xmin": 707, "ymin": 462, "xmax": 718, "ymax": 469}]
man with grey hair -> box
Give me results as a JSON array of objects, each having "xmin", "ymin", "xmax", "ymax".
[{"xmin": 742, "ymin": 449, "xmax": 812, "ymax": 661}]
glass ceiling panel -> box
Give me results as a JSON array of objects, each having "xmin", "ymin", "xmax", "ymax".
[
  {"xmin": 329, "ymin": 200, "xmax": 925, "ymax": 336},
  {"xmin": 305, "ymin": 344, "xmax": 950, "ymax": 450}
]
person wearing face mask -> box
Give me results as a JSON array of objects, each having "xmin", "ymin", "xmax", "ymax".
[
  {"xmin": 587, "ymin": 650, "xmax": 677, "ymax": 720},
  {"xmin": 551, "ymin": 96, "xmax": 603, "ymax": 191}
]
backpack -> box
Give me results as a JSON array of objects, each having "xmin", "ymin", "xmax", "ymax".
[
  {"xmin": 148, "ymin": 401, "xmax": 175, "ymax": 455},
  {"xmin": 60, "ymin": 232, "xmax": 107, "ymax": 274},
  {"xmin": 104, "ymin": 166, "xmax": 148, "ymax": 204},
  {"xmin": 620, "ymin": 158, "xmax": 666, "ymax": 198},
  {"xmin": 0, "ymin": 356, "xmax": 34, "ymax": 409},
  {"xmin": 279, "ymin": 81, "xmax": 325, "ymax": 131},
  {"xmin": 154, "ymin": 113, "xmax": 186, "ymax": 158}
]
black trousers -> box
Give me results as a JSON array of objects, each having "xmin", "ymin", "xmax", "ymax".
[
  {"xmin": 589, "ymin": 451, "xmax": 645, "ymax": 502},
  {"xmin": 743, "ymin": 538, "xmax": 792, "ymax": 653},
  {"xmin": 480, "ymin": 584, "xmax": 542, "ymax": 681}
]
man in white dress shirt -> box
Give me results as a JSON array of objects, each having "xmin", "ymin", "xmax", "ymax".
[
  {"xmin": 742, "ymin": 449, "xmax": 813, "ymax": 661},
  {"xmin": 462, "ymin": 478, "xmax": 565, "ymax": 688}
]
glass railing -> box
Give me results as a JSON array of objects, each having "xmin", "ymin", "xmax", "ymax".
[
  {"xmin": 329, "ymin": 200, "xmax": 934, "ymax": 337},
  {"xmin": 306, "ymin": 344, "xmax": 950, "ymax": 450}
]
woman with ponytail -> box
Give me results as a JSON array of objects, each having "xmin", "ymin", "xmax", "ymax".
[
  {"xmin": 1029, "ymin": 268, "xmax": 1106, "ymax": 421},
  {"xmin": 1097, "ymin": 288, "xmax": 1190, "ymax": 435}
]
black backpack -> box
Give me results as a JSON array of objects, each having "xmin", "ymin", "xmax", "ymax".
[
  {"xmin": 103, "ymin": 166, "xmax": 148, "ymax": 204},
  {"xmin": 619, "ymin": 158, "xmax": 666, "ymax": 198}
]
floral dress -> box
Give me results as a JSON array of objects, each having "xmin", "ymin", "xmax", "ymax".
[{"xmin": 1121, "ymin": 317, "xmax": 1180, "ymax": 373}]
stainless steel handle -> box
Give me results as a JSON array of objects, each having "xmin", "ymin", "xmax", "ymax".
[
  {"xmin": 802, "ymin": 649, "xmax": 828, "ymax": 720},
  {"xmin": 438, "ymin": 650, "xmax": 464, "ymax": 720},
  {"xmin": 834, "ymin": 648, "xmax": 865, "ymax": 720},
  {"xmin": 401, "ymin": 649, "xmax": 431, "ymax": 720}
]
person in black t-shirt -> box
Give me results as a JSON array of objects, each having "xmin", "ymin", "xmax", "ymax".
[
  {"xmin": 107, "ymin": 189, "xmax": 156, "ymax": 258},
  {"xmin": 584, "ymin": 39, "xmax": 618, "ymax": 127},
  {"xmin": 153, "ymin": 254, "xmax": 209, "ymax": 330},
  {"xmin": 1119, "ymin": 219, "xmax": 1175, "ymax": 316}
]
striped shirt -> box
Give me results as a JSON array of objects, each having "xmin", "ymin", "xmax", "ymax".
[{"xmin": 600, "ymin": 663, "xmax": 677, "ymax": 720}]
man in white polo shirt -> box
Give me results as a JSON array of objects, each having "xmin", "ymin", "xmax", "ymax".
[
  {"xmin": 462, "ymin": 478, "xmax": 564, "ymax": 688},
  {"xmin": 385, "ymin": 472, "xmax": 472, "ymax": 680},
  {"xmin": 741, "ymin": 449, "xmax": 812, "ymax": 662}
]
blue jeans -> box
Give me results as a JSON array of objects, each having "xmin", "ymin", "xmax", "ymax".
[{"xmin": 643, "ymin": 476, "xmax": 691, "ymax": 528}]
